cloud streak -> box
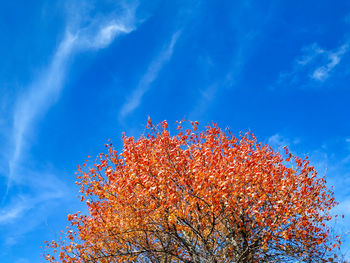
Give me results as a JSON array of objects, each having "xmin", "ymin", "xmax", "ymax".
[
  {"xmin": 0, "ymin": 4, "xmax": 140, "ymax": 251},
  {"xmin": 6, "ymin": 3, "xmax": 138, "ymax": 192},
  {"xmin": 311, "ymin": 43, "xmax": 349, "ymax": 81},
  {"xmin": 0, "ymin": 166, "xmax": 70, "ymax": 249},
  {"xmin": 189, "ymin": 1, "xmax": 278, "ymax": 119},
  {"xmin": 273, "ymin": 41, "xmax": 350, "ymax": 89},
  {"xmin": 0, "ymin": 202, "xmax": 28, "ymax": 224},
  {"xmin": 119, "ymin": 30, "xmax": 181, "ymax": 119}
]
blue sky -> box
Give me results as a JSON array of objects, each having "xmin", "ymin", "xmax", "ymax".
[{"xmin": 1, "ymin": 1, "xmax": 350, "ymax": 262}]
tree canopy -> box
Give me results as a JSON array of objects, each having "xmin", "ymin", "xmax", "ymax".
[{"xmin": 45, "ymin": 120, "xmax": 341, "ymax": 262}]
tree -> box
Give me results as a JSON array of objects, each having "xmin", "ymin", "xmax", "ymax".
[{"xmin": 44, "ymin": 120, "xmax": 341, "ymax": 262}]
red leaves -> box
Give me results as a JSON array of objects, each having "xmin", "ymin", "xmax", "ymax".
[{"xmin": 44, "ymin": 120, "xmax": 341, "ymax": 263}]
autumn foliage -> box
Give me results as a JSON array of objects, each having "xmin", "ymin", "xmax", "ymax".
[{"xmin": 45, "ymin": 120, "xmax": 341, "ymax": 262}]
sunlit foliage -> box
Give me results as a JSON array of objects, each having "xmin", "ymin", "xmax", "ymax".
[{"xmin": 45, "ymin": 120, "xmax": 340, "ymax": 262}]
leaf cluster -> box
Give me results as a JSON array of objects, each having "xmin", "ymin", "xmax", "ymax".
[{"xmin": 44, "ymin": 120, "xmax": 341, "ymax": 263}]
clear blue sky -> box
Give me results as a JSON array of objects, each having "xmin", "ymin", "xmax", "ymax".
[{"xmin": 1, "ymin": 1, "xmax": 350, "ymax": 262}]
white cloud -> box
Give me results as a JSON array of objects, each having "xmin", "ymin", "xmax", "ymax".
[
  {"xmin": 311, "ymin": 43, "xmax": 349, "ymax": 81},
  {"xmin": 90, "ymin": 22, "xmax": 133, "ymax": 49},
  {"xmin": 296, "ymin": 43, "xmax": 325, "ymax": 65},
  {"xmin": 0, "ymin": 2, "xmax": 144, "ymax": 253},
  {"xmin": 8, "ymin": 33, "xmax": 76, "ymax": 191},
  {"xmin": 274, "ymin": 41, "xmax": 350, "ymax": 89},
  {"xmin": 6, "ymin": 3, "xmax": 139, "ymax": 191},
  {"xmin": 119, "ymin": 30, "xmax": 181, "ymax": 119}
]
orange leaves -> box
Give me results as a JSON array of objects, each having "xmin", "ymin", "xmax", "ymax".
[{"xmin": 44, "ymin": 120, "xmax": 341, "ymax": 263}]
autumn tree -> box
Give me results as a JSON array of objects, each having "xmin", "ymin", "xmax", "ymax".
[{"xmin": 45, "ymin": 120, "xmax": 341, "ymax": 262}]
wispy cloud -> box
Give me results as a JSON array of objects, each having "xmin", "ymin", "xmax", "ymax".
[
  {"xmin": 0, "ymin": 202, "xmax": 28, "ymax": 224},
  {"xmin": 6, "ymin": 3, "xmax": 138, "ymax": 191},
  {"xmin": 90, "ymin": 23, "xmax": 132, "ymax": 48},
  {"xmin": 0, "ymin": 4, "xmax": 140, "ymax": 250},
  {"xmin": 311, "ymin": 43, "xmax": 349, "ymax": 81},
  {"xmin": 189, "ymin": 2, "xmax": 278, "ymax": 119},
  {"xmin": 119, "ymin": 30, "xmax": 181, "ymax": 119},
  {"xmin": 273, "ymin": 41, "xmax": 350, "ymax": 89},
  {"xmin": 296, "ymin": 43, "xmax": 326, "ymax": 65},
  {"xmin": 0, "ymin": 167, "xmax": 70, "ymax": 249}
]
